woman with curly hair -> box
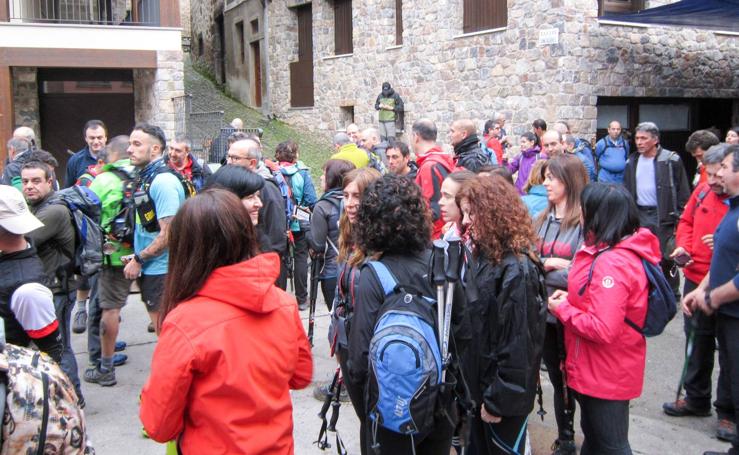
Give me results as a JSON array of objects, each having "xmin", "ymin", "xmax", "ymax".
[
  {"xmin": 325, "ymin": 167, "xmax": 381, "ymax": 454},
  {"xmin": 533, "ymin": 154, "xmax": 588, "ymax": 455},
  {"xmin": 457, "ymin": 174, "xmax": 548, "ymax": 455},
  {"xmin": 348, "ymin": 174, "xmax": 469, "ymax": 454}
]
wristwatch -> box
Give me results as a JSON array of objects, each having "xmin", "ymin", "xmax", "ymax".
[
  {"xmin": 705, "ymin": 290, "xmax": 716, "ymax": 310},
  {"xmin": 133, "ymin": 253, "xmax": 144, "ymax": 265}
]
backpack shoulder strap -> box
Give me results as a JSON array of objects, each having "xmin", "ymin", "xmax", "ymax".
[
  {"xmin": 366, "ymin": 261, "xmax": 398, "ymax": 297},
  {"xmin": 577, "ymin": 247, "xmax": 611, "ymax": 296}
]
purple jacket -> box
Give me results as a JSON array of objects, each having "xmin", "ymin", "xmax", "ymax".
[{"xmin": 508, "ymin": 146, "xmax": 546, "ymax": 194}]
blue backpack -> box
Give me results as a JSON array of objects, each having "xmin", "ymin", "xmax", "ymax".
[
  {"xmin": 579, "ymin": 249, "xmax": 677, "ymax": 337},
  {"xmin": 365, "ymin": 261, "xmax": 442, "ymax": 439}
]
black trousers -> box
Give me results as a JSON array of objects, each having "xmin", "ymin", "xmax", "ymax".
[
  {"xmin": 337, "ymin": 346, "xmax": 368, "ymax": 455},
  {"xmin": 636, "ymin": 206, "xmax": 680, "ymax": 300},
  {"xmin": 470, "ymin": 414, "xmax": 528, "ymax": 455},
  {"xmin": 321, "ymin": 277, "xmax": 337, "ymax": 312},
  {"xmin": 541, "ymin": 322, "xmax": 576, "ymax": 441},
  {"xmin": 293, "ymin": 231, "xmax": 309, "ymax": 306},
  {"xmin": 87, "ymin": 274, "xmax": 101, "ymax": 366},
  {"xmin": 681, "ymin": 279, "xmax": 734, "ymax": 419},
  {"xmin": 715, "ymin": 314, "xmax": 739, "ymax": 454},
  {"xmin": 575, "ymin": 392, "xmax": 632, "ymax": 455}
]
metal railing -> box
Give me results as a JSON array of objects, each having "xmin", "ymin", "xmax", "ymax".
[{"xmin": 8, "ymin": 0, "xmax": 161, "ymax": 25}]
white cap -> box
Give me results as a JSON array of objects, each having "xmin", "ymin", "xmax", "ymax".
[{"xmin": 0, "ymin": 185, "xmax": 44, "ymax": 235}]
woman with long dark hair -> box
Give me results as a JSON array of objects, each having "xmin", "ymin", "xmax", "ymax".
[
  {"xmin": 457, "ymin": 175, "xmax": 547, "ymax": 455},
  {"xmin": 548, "ymin": 183, "xmax": 660, "ymax": 454},
  {"xmin": 308, "ymin": 159, "xmax": 355, "ymax": 310},
  {"xmin": 205, "ymin": 164, "xmax": 264, "ymax": 225},
  {"xmin": 140, "ymin": 189, "xmax": 312, "ymax": 454},
  {"xmin": 534, "ymin": 154, "xmax": 588, "ymax": 455}
]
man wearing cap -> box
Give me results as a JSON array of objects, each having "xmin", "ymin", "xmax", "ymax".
[
  {"xmin": 20, "ymin": 160, "xmax": 83, "ymax": 402},
  {"xmin": 0, "ymin": 185, "xmax": 63, "ymax": 364}
]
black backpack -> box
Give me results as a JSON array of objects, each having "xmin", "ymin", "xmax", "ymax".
[
  {"xmin": 133, "ymin": 163, "xmax": 195, "ymax": 233},
  {"xmin": 578, "ymin": 249, "xmax": 677, "ymax": 337}
]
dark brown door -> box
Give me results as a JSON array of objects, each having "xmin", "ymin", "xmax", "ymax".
[
  {"xmin": 290, "ymin": 4, "xmax": 313, "ymax": 107},
  {"xmin": 252, "ymin": 42, "xmax": 262, "ymax": 107}
]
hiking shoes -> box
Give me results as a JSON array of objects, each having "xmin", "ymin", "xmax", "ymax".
[
  {"xmin": 298, "ymin": 301, "xmax": 308, "ymax": 311},
  {"xmin": 115, "ymin": 341, "xmax": 127, "ymax": 352},
  {"xmin": 113, "ymin": 353, "xmax": 128, "ymax": 367},
  {"xmin": 716, "ymin": 418, "xmax": 736, "ymax": 442},
  {"xmin": 312, "ymin": 382, "xmax": 350, "ymax": 403},
  {"xmin": 551, "ymin": 439, "xmax": 576, "ymax": 455},
  {"xmin": 72, "ymin": 308, "xmax": 87, "ymax": 334},
  {"xmin": 662, "ymin": 399, "xmax": 712, "ymax": 417},
  {"xmin": 83, "ymin": 367, "xmax": 117, "ymax": 387}
]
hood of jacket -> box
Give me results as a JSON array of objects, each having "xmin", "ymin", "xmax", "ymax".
[
  {"xmin": 193, "ymin": 253, "xmax": 283, "ymax": 314},
  {"xmin": 584, "ymin": 227, "xmax": 662, "ymax": 265},
  {"xmin": 522, "ymin": 146, "xmax": 543, "ymax": 159},
  {"xmin": 416, "ymin": 146, "xmax": 454, "ymax": 170},
  {"xmin": 279, "ymin": 161, "xmax": 309, "ymax": 177}
]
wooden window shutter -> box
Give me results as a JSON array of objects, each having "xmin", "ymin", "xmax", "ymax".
[
  {"xmin": 463, "ymin": 0, "xmax": 507, "ymax": 33},
  {"xmin": 297, "ymin": 4, "xmax": 313, "ymax": 61},
  {"xmin": 334, "ymin": 0, "xmax": 353, "ymax": 55},
  {"xmin": 395, "ymin": 0, "xmax": 403, "ymax": 45}
]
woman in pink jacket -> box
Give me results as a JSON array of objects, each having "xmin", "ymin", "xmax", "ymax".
[
  {"xmin": 140, "ymin": 189, "xmax": 313, "ymax": 455},
  {"xmin": 548, "ymin": 183, "xmax": 662, "ymax": 455}
]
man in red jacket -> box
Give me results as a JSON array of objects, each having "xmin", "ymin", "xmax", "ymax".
[
  {"xmin": 411, "ymin": 119, "xmax": 454, "ymax": 239},
  {"xmin": 664, "ymin": 144, "xmax": 735, "ymax": 442}
]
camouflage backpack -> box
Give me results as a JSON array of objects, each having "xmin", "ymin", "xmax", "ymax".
[{"xmin": 0, "ymin": 344, "xmax": 94, "ymax": 454}]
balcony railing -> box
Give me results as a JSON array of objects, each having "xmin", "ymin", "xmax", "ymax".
[{"xmin": 5, "ymin": 0, "xmax": 178, "ymax": 27}]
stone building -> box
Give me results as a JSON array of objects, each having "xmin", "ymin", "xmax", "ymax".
[
  {"xmin": 0, "ymin": 1, "xmax": 185, "ymax": 171},
  {"xmin": 191, "ymin": 0, "xmax": 738, "ymax": 171},
  {"xmin": 190, "ymin": 0, "xmax": 227, "ymax": 84}
]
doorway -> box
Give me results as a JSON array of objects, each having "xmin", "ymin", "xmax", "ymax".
[{"xmin": 251, "ymin": 41, "xmax": 262, "ymax": 107}]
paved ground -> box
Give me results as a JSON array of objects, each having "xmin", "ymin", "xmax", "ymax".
[{"xmin": 75, "ymin": 286, "xmax": 732, "ymax": 454}]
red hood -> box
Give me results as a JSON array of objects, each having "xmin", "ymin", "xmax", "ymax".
[
  {"xmin": 194, "ymin": 253, "xmax": 283, "ymax": 313},
  {"xmin": 416, "ymin": 146, "xmax": 454, "ymax": 169},
  {"xmin": 584, "ymin": 227, "xmax": 662, "ymax": 265}
]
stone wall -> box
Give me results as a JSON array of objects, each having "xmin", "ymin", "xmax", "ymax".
[
  {"xmin": 266, "ymin": 0, "xmax": 739, "ymax": 143},
  {"xmin": 190, "ymin": 0, "xmax": 226, "ymax": 82},
  {"xmin": 133, "ymin": 50, "xmax": 185, "ymax": 139},
  {"xmin": 12, "ymin": 67, "xmax": 41, "ymax": 146},
  {"xmin": 224, "ymin": 0, "xmax": 265, "ymax": 108},
  {"xmin": 180, "ymin": 0, "xmax": 192, "ymax": 38}
]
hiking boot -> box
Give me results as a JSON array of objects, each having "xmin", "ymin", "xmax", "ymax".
[
  {"xmin": 551, "ymin": 439, "xmax": 576, "ymax": 455},
  {"xmin": 113, "ymin": 353, "xmax": 128, "ymax": 367},
  {"xmin": 83, "ymin": 366, "xmax": 117, "ymax": 387},
  {"xmin": 312, "ymin": 382, "xmax": 350, "ymax": 403},
  {"xmin": 662, "ymin": 399, "xmax": 712, "ymax": 417},
  {"xmin": 72, "ymin": 308, "xmax": 87, "ymax": 334},
  {"xmin": 716, "ymin": 419, "xmax": 736, "ymax": 442},
  {"xmin": 298, "ymin": 301, "xmax": 308, "ymax": 311},
  {"xmin": 115, "ymin": 341, "xmax": 127, "ymax": 352}
]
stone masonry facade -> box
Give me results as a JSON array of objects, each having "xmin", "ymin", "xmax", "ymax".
[
  {"xmin": 12, "ymin": 67, "xmax": 41, "ymax": 145},
  {"xmin": 190, "ymin": 0, "xmax": 226, "ymax": 83},
  {"xmin": 266, "ymin": 0, "xmax": 739, "ymax": 141},
  {"xmin": 134, "ymin": 50, "xmax": 186, "ymax": 139}
]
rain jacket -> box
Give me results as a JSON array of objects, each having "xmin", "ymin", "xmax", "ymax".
[
  {"xmin": 415, "ymin": 147, "xmax": 454, "ymax": 239},
  {"xmin": 279, "ymin": 161, "xmax": 317, "ymax": 232},
  {"xmin": 595, "ymin": 136, "xmax": 629, "ymax": 184},
  {"xmin": 551, "ymin": 228, "xmax": 661, "ymax": 400},
  {"xmin": 508, "ymin": 146, "xmax": 546, "ymax": 195},
  {"xmin": 453, "ymin": 134, "xmax": 491, "ymax": 172},
  {"xmin": 140, "ymin": 253, "xmax": 313, "ymax": 454}
]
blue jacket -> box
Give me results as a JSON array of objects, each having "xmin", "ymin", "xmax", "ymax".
[
  {"xmin": 595, "ymin": 136, "xmax": 630, "ymax": 184},
  {"xmin": 571, "ymin": 139, "xmax": 597, "ymax": 183},
  {"xmin": 65, "ymin": 146, "xmax": 98, "ymax": 188},
  {"xmin": 522, "ymin": 185, "xmax": 549, "ymax": 219},
  {"xmin": 279, "ymin": 162, "xmax": 317, "ymax": 232},
  {"xmin": 709, "ymin": 196, "xmax": 739, "ymax": 319}
]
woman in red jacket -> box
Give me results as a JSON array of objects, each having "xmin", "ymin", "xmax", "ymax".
[
  {"xmin": 548, "ymin": 183, "xmax": 661, "ymax": 455},
  {"xmin": 139, "ymin": 189, "xmax": 313, "ymax": 455}
]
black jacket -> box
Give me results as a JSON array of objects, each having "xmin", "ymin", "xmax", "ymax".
[
  {"xmin": 307, "ymin": 190, "xmax": 342, "ymax": 279},
  {"xmin": 463, "ymin": 251, "xmax": 547, "ymax": 417},
  {"xmin": 453, "ymin": 135, "xmax": 490, "ymax": 172},
  {"xmin": 257, "ymin": 177, "xmax": 288, "ymax": 255},
  {"xmin": 623, "ymin": 147, "xmax": 690, "ymax": 229}
]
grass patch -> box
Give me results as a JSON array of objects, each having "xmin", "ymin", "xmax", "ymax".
[{"xmin": 184, "ymin": 56, "xmax": 331, "ymax": 183}]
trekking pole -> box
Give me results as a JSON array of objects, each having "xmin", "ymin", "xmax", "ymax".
[
  {"xmin": 432, "ymin": 240, "xmax": 448, "ymax": 351},
  {"xmin": 676, "ymin": 313, "xmax": 699, "ymax": 402},
  {"xmin": 307, "ymin": 256, "xmax": 321, "ymax": 347},
  {"xmin": 442, "ymin": 240, "xmax": 462, "ymax": 381},
  {"xmin": 315, "ymin": 367, "xmax": 340, "ymax": 450}
]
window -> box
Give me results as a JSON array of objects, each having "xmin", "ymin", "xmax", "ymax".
[
  {"xmin": 599, "ymin": 0, "xmax": 645, "ymax": 15},
  {"xmin": 463, "ymin": 0, "xmax": 506, "ymax": 34},
  {"xmin": 340, "ymin": 106, "xmax": 355, "ymax": 126},
  {"xmin": 334, "ymin": 0, "xmax": 353, "ymax": 55},
  {"xmin": 597, "ymin": 105, "xmax": 628, "ymax": 130},
  {"xmin": 251, "ymin": 19, "xmax": 259, "ymax": 34},
  {"xmin": 198, "ymin": 34, "xmax": 204, "ymax": 55},
  {"xmin": 395, "ymin": 0, "xmax": 403, "ymax": 45},
  {"xmin": 639, "ymin": 104, "xmax": 690, "ymax": 131},
  {"xmin": 235, "ymin": 21, "xmax": 245, "ymax": 63}
]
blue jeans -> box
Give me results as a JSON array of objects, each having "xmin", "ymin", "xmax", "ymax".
[
  {"xmin": 54, "ymin": 292, "xmax": 81, "ymax": 398},
  {"xmin": 575, "ymin": 392, "xmax": 631, "ymax": 455}
]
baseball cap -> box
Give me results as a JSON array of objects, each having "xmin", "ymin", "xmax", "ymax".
[{"xmin": 0, "ymin": 185, "xmax": 44, "ymax": 235}]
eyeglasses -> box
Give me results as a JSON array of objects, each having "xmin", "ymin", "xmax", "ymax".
[{"xmin": 227, "ymin": 154, "xmax": 248, "ymax": 162}]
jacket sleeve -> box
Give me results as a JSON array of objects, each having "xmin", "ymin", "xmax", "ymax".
[
  {"xmin": 347, "ymin": 265, "xmax": 385, "ymax": 388},
  {"xmin": 289, "ymin": 304, "xmax": 313, "ymax": 389},
  {"xmin": 623, "ymin": 156, "xmax": 636, "ymax": 199},
  {"xmin": 674, "ymin": 159, "xmax": 691, "ymax": 217},
  {"xmin": 594, "ymin": 139, "xmax": 605, "ymax": 160},
  {"xmin": 482, "ymin": 261, "xmax": 541, "ymax": 417},
  {"xmin": 140, "ymin": 322, "xmax": 196, "ymax": 443},
  {"xmin": 27, "ymin": 205, "xmax": 70, "ymax": 249},
  {"xmin": 393, "ymin": 93, "xmax": 404, "ymax": 113},
  {"xmin": 64, "ymin": 156, "xmax": 77, "ymax": 189},
  {"xmin": 308, "ymin": 203, "xmax": 329, "ymax": 253},
  {"xmin": 374, "ymin": 94, "xmax": 383, "ymax": 111},
  {"xmin": 553, "ymin": 256, "xmax": 633, "ymax": 345},
  {"xmin": 258, "ymin": 182, "xmax": 287, "ymax": 254},
  {"xmin": 300, "ymin": 171, "xmax": 318, "ymax": 209},
  {"xmin": 676, "ymin": 187, "xmax": 699, "ymax": 253},
  {"xmin": 507, "ymin": 155, "xmax": 520, "ymax": 174}
]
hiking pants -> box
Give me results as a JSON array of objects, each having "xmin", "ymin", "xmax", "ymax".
[
  {"xmin": 716, "ymin": 314, "xmax": 739, "ymax": 454},
  {"xmin": 682, "ymin": 279, "xmax": 734, "ymax": 419},
  {"xmin": 379, "ymin": 121, "xmax": 396, "ymax": 142},
  {"xmin": 294, "ymin": 231, "xmax": 309, "ymax": 306},
  {"xmin": 337, "ymin": 345, "xmax": 368, "ymax": 455},
  {"xmin": 364, "ymin": 414, "xmax": 454, "ymax": 455},
  {"xmin": 54, "ymin": 292, "xmax": 82, "ymax": 398},
  {"xmin": 87, "ymin": 274, "xmax": 102, "ymax": 366},
  {"xmin": 575, "ymin": 392, "xmax": 631, "ymax": 455},
  {"xmin": 541, "ymin": 322, "xmax": 576, "ymax": 442},
  {"xmin": 470, "ymin": 414, "xmax": 528, "ymax": 454},
  {"xmin": 321, "ymin": 277, "xmax": 337, "ymax": 311}
]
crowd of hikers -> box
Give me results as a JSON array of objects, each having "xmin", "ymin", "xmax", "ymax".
[{"xmin": 1, "ymin": 116, "xmax": 739, "ymax": 455}]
